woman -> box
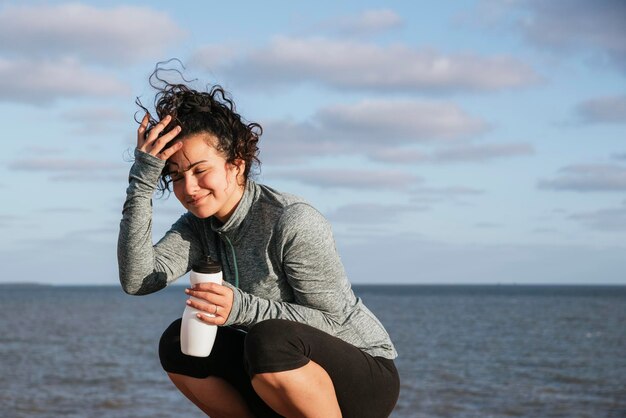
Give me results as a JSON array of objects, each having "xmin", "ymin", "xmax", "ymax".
[{"xmin": 118, "ymin": 73, "xmax": 399, "ymax": 418}]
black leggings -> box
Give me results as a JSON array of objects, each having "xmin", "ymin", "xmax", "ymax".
[{"xmin": 159, "ymin": 318, "xmax": 400, "ymax": 418}]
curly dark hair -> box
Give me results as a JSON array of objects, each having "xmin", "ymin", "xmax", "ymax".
[{"xmin": 136, "ymin": 62, "xmax": 262, "ymax": 194}]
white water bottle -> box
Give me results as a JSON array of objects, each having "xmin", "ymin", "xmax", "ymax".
[{"xmin": 180, "ymin": 255, "xmax": 222, "ymax": 357}]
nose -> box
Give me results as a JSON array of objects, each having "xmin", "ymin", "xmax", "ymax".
[{"xmin": 182, "ymin": 173, "xmax": 199, "ymax": 196}]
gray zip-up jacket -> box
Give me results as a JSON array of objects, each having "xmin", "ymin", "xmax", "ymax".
[{"xmin": 118, "ymin": 150, "xmax": 397, "ymax": 359}]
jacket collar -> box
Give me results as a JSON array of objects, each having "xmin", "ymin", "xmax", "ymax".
[{"xmin": 209, "ymin": 179, "xmax": 258, "ymax": 243}]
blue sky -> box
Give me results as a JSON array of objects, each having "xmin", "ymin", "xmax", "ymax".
[{"xmin": 0, "ymin": 0, "xmax": 624, "ymax": 285}]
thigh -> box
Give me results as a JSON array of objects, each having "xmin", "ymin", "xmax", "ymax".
[
  {"xmin": 159, "ymin": 319, "xmax": 282, "ymax": 418},
  {"xmin": 159, "ymin": 318, "xmax": 247, "ymax": 379},
  {"xmin": 245, "ymin": 319, "xmax": 400, "ymax": 418}
]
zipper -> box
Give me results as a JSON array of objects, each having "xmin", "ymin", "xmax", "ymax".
[{"xmin": 220, "ymin": 233, "xmax": 239, "ymax": 288}]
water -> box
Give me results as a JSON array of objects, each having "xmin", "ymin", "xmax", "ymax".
[{"xmin": 0, "ymin": 284, "xmax": 624, "ymax": 418}]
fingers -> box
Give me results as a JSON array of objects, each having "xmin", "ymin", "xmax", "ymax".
[
  {"xmin": 185, "ymin": 297, "xmax": 226, "ymax": 325},
  {"xmin": 136, "ymin": 113, "xmax": 150, "ymax": 147},
  {"xmin": 185, "ymin": 286, "xmax": 227, "ymax": 304},
  {"xmin": 197, "ymin": 312, "xmax": 226, "ymax": 325},
  {"xmin": 192, "ymin": 282, "xmax": 229, "ymax": 295},
  {"xmin": 144, "ymin": 115, "xmax": 172, "ymax": 144},
  {"xmin": 153, "ymin": 125, "xmax": 182, "ymax": 157},
  {"xmin": 185, "ymin": 284, "xmax": 232, "ymax": 326},
  {"xmin": 136, "ymin": 114, "xmax": 183, "ymax": 160}
]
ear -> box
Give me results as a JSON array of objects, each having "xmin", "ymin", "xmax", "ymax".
[
  {"xmin": 228, "ymin": 158, "xmax": 246, "ymax": 182},
  {"xmin": 233, "ymin": 158, "xmax": 245, "ymax": 174}
]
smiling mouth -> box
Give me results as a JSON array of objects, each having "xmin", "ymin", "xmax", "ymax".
[{"xmin": 187, "ymin": 194, "xmax": 210, "ymax": 206}]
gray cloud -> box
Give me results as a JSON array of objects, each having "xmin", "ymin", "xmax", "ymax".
[
  {"xmin": 42, "ymin": 207, "xmax": 91, "ymax": 214},
  {"xmin": 569, "ymin": 202, "xmax": 626, "ymax": 231},
  {"xmin": 326, "ymin": 203, "xmax": 422, "ymax": 225},
  {"xmin": 0, "ymin": 3, "xmax": 185, "ymax": 65},
  {"xmin": 538, "ymin": 164, "xmax": 626, "ymax": 192},
  {"xmin": 317, "ymin": 100, "xmax": 488, "ymax": 142},
  {"xmin": 409, "ymin": 185, "xmax": 484, "ymax": 207},
  {"xmin": 475, "ymin": 222, "xmax": 501, "ymax": 229},
  {"xmin": 10, "ymin": 158, "xmax": 124, "ymax": 172},
  {"xmin": 431, "ymin": 142, "xmax": 534, "ymax": 162},
  {"xmin": 261, "ymin": 99, "xmax": 488, "ymax": 165},
  {"xmin": 0, "ymin": 214, "xmax": 19, "ymax": 228},
  {"xmin": 412, "ymin": 186, "xmax": 484, "ymax": 197},
  {"xmin": 368, "ymin": 148, "xmax": 430, "ymax": 164},
  {"xmin": 60, "ymin": 106, "xmax": 128, "ymax": 135},
  {"xmin": 475, "ymin": 0, "xmax": 626, "ymax": 72},
  {"xmin": 612, "ymin": 152, "xmax": 626, "ymax": 161},
  {"xmin": 48, "ymin": 174, "xmax": 126, "ymax": 182},
  {"xmin": 0, "ymin": 57, "xmax": 129, "ymax": 104},
  {"xmin": 266, "ymin": 168, "xmax": 421, "ymax": 190},
  {"xmin": 321, "ymin": 9, "xmax": 404, "ymax": 36},
  {"xmin": 371, "ymin": 142, "xmax": 534, "ymax": 164},
  {"xmin": 575, "ymin": 95, "xmax": 626, "ymax": 124},
  {"xmin": 261, "ymin": 119, "xmax": 345, "ymax": 164},
  {"xmin": 192, "ymin": 36, "xmax": 539, "ymax": 92},
  {"xmin": 9, "ymin": 157, "xmax": 127, "ymax": 182},
  {"xmin": 22, "ymin": 146, "xmax": 67, "ymax": 155}
]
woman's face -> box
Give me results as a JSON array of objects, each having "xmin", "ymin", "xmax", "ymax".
[{"xmin": 167, "ymin": 133, "xmax": 244, "ymax": 221}]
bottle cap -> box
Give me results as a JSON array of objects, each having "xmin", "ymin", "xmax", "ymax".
[{"xmin": 192, "ymin": 255, "xmax": 221, "ymax": 274}]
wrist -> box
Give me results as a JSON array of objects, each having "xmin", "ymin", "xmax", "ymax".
[{"xmin": 127, "ymin": 149, "xmax": 166, "ymax": 191}]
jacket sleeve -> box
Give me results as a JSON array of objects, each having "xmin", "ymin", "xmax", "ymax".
[
  {"xmin": 225, "ymin": 203, "xmax": 357, "ymax": 335},
  {"xmin": 117, "ymin": 149, "xmax": 204, "ymax": 295}
]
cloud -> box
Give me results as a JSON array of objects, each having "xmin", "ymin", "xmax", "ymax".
[
  {"xmin": 42, "ymin": 207, "xmax": 92, "ymax": 214},
  {"xmin": 367, "ymin": 148, "xmax": 430, "ymax": 164},
  {"xmin": 0, "ymin": 3, "xmax": 185, "ymax": 65},
  {"xmin": 317, "ymin": 100, "xmax": 488, "ymax": 141},
  {"xmin": 22, "ymin": 146, "xmax": 67, "ymax": 155},
  {"xmin": 569, "ymin": 202, "xmax": 626, "ymax": 231},
  {"xmin": 192, "ymin": 36, "xmax": 539, "ymax": 92},
  {"xmin": 260, "ymin": 103, "xmax": 527, "ymax": 169},
  {"xmin": 322, "ymin": 9, "xmax": 404, "ymax": 36},
  {"xmin": 411, "ymin": 186, "xmax": 484, "ymax": 197},
  {"xmin": 260, "ymin": 119, "xmax": 348, "ymax": 165},
  {"xmin": 538, "ymin": 164, "xmax": 626, "ymax": 192},
  {"xmin": 0, "ymin": 214, "xmax": 19, "ymax": 228},
  {"xmin": 475, "ymin": 222, "xmax": 501, "ymax": 229},
  {"xmin": 10, "ymin": 158, "xmax": 124, "ymax": 172},
  {"xmin": 260, "ymin": 99, "xmax": 488, "ymax": 165},
  {"xmin": 61, "ymin": 106, "xmax": 128, "ymax": 135},
  {"xmin": 370, "ymin": 142, "xmax": 534, "ymax": 164},
  {"xmin": 0, "ymin": 57, "xmax": 129, "ymax": 104},
  {"xmin": 575, "ymin": 95, "xmax": 626, "ymax": 124},
  {"xmin": 430, "ymin": 142, "xmax": 534, "ymax": 162},
  {"xmin": 409, "ymin": 185, "xmax": 484, "ymax": 206},
  {"xmin": 9, "ymin": 157, "xmax": 127, "ymax": 182},
  {"xmin": 266, "ymin": 168, "xmax": 420, "ymax": 190},
  {"xmin": 474, "ymin": 0, "xmax": 626, "ymax": 72},
  {"xmin": 325, "ymin": 203, "xmax": 422, "ymax": 225}
]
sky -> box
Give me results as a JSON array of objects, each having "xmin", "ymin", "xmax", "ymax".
[{"xmin": 0, "ymin": 0, "xmax": 624, "ymax": 285}]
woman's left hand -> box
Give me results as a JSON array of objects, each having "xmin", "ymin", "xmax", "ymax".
[{"xmin": 185, "ymin": 283, "xmax": 234, "ymax": 325}]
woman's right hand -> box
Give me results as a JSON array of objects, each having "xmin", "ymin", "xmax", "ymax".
[{"xmin": 137, "ymin": 113, "xmax": 183, "ymax": 161}]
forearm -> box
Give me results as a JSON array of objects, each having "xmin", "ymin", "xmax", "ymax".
[
  {"xmin": 118, "ymin": 150, "xmax": 190, "ymax": 295},
  {"xmin": 225, "ymin": 286, "xmax": 342, "ymax": 334}
]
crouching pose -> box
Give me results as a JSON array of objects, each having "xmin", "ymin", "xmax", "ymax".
[{"xmin": 118, "ymin": 69, "xmax": 399, "ymax": 418}]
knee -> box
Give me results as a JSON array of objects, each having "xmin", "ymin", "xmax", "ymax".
[
  {"xmin": 251, "ymin": 370, "xmax": 282, "ymax": 390},
  {"xmin": 158, "ymin": 318, "xmax": 183, "ymax": 373},
  {"xmin": 245, "ymin": 319, "xmax": 308, "ymax": 376},
  {"xmin": 245, "ymin": 319, "xmax": 294, "ymax": 356}
]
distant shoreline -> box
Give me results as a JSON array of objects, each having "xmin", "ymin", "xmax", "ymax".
[{"xmin": 1, "ymin": 282, "xmax": 626, "ymax": 287}]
